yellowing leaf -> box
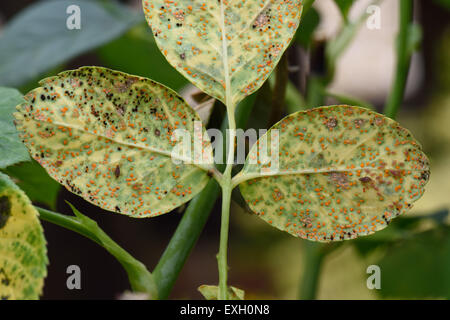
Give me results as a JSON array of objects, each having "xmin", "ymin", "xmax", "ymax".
[
  {"xmin": 0, "ymin": 172, "xmax": 47, "ymax": 300},
  {"xmin": 14, "ymin": 67, "xmax": 214, "ymax": 218},
  {"xmin": 143, "ymin": 0, "xmax": 303, "ymax": 107},
  {"xmin": 237, "ymin": 106, "xmax": 430, "ymax": 242},
  {"xmin": 198, "ymin": 284, "xmax": 244, "ymax": 300}
]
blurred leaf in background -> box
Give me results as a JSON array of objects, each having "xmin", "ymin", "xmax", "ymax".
[
  {"xmin": 0, "ymin": 87, "xmax": 29, "ymax": 168},
  {"xmin": 334, "ymin": 0, "xmax": 355, "ymax": 20},
  {"xmin": 97, "ymin": 24, "xmax": 188, "ymax": 92},
  {"xmin": 0, "ymin": 0, "xmax": 140, "ymax": 87},
  {"xmin": 4, "ymin": 160, "xmax": 60, "ymax": 210},
  {"xmin": 376, "ymin": 226, "xmax": 450, "ymax": 299},
  {"xmin": 295, "ymin": 6, "xmax": 320, "ymax": 47}
]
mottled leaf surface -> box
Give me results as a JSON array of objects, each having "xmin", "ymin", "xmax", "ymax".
[
  {"xmin": 0, "ymin": 87, "xmax": 30, "ymax": 168},
  {"xmin": 198, "ymin": 285, "xmax": 244, "ymax": 300},
  {"xmin": 0, "ymin": 172, "xmax": 47, "ymax": 300},
  {"xmin": 14, "ymin": 67, "xmax": 214, "ymax": 218},
  {"xmin": 143, "ymin": 0, "xmax": 303, "ymax": 106},
  {"xmin": 238, "ymin": 106, "xmax": 430, "ymax": 242}
]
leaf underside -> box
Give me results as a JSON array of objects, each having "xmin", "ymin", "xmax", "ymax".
[
  {"xmin": 239, "ymin": 106, "xmax": 430, "ymax": 242},
  {"xmin": 198, "ymin": 284, "xmax": 244, "ymax": 300},
  {"xmin": 14, "ymin": 67, "xmax": 213, "ymax": 218},
  {"xmin": 0, "ymin": 172, "xmax": 47, "ymax": 300},
  {"xmin": 143, "ymin": 0, "xmax": 303, "ymax": 106}
]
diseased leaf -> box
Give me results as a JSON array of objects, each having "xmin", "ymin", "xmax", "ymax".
[
  {"xmin": 0, "ymin": 172, "xmax": 48, "ymax": 300},
  {"xmin": 237, "ymin": 106, "xmax": 430, "ymax": 242},
  {"xmin": 14, "ymin": 67, "xmax": 214, "ymax": 218},
  {"xmin": 0, "ymin": 87, "xmax": 30, "ymax": 168},
  {"xmin": 0, "ymin": 0, "xmax": 140, "ymax": 87},
  {"xmin": 143, "ymin": 0, "xmax": 303, "ymax": 106},
  {"xmin": 198, "ymin": 284, "xmax": 244, "ymax": 300}
]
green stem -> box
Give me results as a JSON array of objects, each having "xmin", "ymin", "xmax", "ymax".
[
  {"xmin": 152, "ymin": 180, "xmax": 220, "ymax": 299},
  {"xmin": 37, "ymin": 206, "xmax": 157, "ymax": 297},
  {"xmin": 152, "ymin": 95, "xmax": 257, "ymax": 299},
  {"xmin": 218, "ymin": 183, "xmax": 232, "ymax": 299},
  {"xmin": 217, "ymin": 102, "xmax": 236, "ymax": 300},
  {"xmin": 270, "ymin": 54, "xmax": 289, "ymax": 126},
  {"xmin": 298, "ymin": 242, "xmax": 325, "ymax": 299},
  {"xmin": 384, "ymin": 0, "xmax": 414, "ymax": 119},
  {"xmin": 38, "ymin": 207, "xmax": 100, "ymax": 245}
]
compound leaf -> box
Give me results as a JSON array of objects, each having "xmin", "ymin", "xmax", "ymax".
[
  {"xmin": 143, "ymin": 0, "xmax": 303, "ymax": 106},
  {"xmin": 0, "ymin": 172, "xmax": 48, "ymax": 300},
  {"xmin": 0, "ymin": 87, "xmax": 30, "ymax": 168},
  {"xmin": 14, "ymin": 67, "xmax": 214, "ymax": 218},
  {"xmin": 237, "ymin": 106, "xmax": 430, "ymax": 242},
  {"xmin": 198, "ymin": 284, "xmax": 244, "ymax": 300}
]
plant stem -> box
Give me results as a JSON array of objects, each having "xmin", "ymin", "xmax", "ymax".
[
  {"xmin": 218, "ymin": 183, "xmax": 232, "ymax": 299},
  {"xmin": 270, "ymin": 54, "xmax": 289, "ymax": 126},
  {"xmin": 384, "ymin": 0, "xmax": 414, "ymax": 119},
  {"xmin": 152, "ymin": 95, "xmax": 257, "ymax": 299},
  {"xmin": 37, "ymin": 206, "xmax": 157, "ymax": 297},
  {"xmin": 152, "ymin": 179, "xmax": 220, "ymax": 299},
  {"xmin": 298, "ymin": 242, "xmax": 325, "ymax": 299}
]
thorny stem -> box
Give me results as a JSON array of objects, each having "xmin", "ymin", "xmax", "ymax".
[
  {"xmin": 384, "ymin": 0, "xmax": 414, "ymax": 119},
  {"xmin": 37, "ymin": 206, "xmax": 157, "ymax": 297}
]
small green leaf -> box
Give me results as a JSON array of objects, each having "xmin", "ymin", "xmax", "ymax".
[
  {"xmin": 0, "ymin": 0, "xmax": 140, "ymax": 87},
  {"xmin": 0, "ymin": 172, "xmax": 48, "ymax": 300},
  {"xmin": 143, "ymin": 0, "xmax": 303, "ymax": 106},
  {"xmin": 0, "ymin": 87, "xmax": 30, "ymax": 168},
  {"xmin": 237, "ymin": 106, "xmax": 430, "ymax": 242},
  {"xmin": 334, "ymin": 0, "xmax": 355, "ymax": 19},
  {"xmin": 14, "ymin": 67, "xmax": 214, "ymax": 218},
  {"xmin": 198, "ymin": 285, "xmax": 244, "ymax": 300}
]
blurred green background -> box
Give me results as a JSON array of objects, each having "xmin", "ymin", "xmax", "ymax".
[{"xmin": 0, "ymin": 0, "xmax": 449, "ymax": 299}]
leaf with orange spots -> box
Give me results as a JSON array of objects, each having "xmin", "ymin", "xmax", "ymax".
[
  {"xmin": 236, "ymin": 106, "xmax": 430, "ymax": 242},
  {"xmin": 14, "ymin": 67, "xmax": 214, "ymax": 218},
  {"xmin": 0, "ymin": 172, "xmax": 48, "ymax": 300},
  {"xmin": 143, "ymin": 0, "xmax": 303, "ymax": 107},
  {"xmin": 198, "ymin": 284, "xmax": 244, "ymax": 300}
]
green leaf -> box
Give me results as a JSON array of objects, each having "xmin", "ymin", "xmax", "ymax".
[
  {"xmin": 97, "ymin": 23, "xmax": 189, "ymax": 92},
  {"xmin": 0, "ymin": 0, "xmax": 140, "ymax": 87},
  {"xmin": 4, "ymin": 160, "xmax": 60, "ymax": 210},
  {"xmin": 0, "ymin": 172, "xmax": 48, "ymax": 300},
  {"xmin": 237, "ymin": 105, "xmax": 430, "ymax": 242},
  {"xmin": 66, "ymin": 202, "xmax": 157, "ymax": 297},
  {"xmin": 334, "ymin": 0, "xmax": 355, "ymax": 19},
  {"xmin": 143, "ymin": 0, "xmax": 303, "ymax": 106},
  {"xmin": 198, "ymin": 285, "xmax": 245, "ymax": 300},
  {"xmin": 14, "ymin": 67, "xmax": 214, "ymax": 218},
  {"xmin": 0, "ymin": 87, "xmax": 30, "ymax": 168},
  {"xmin": 376, "ymin": 226, "xmax": 450, "ymax": 299},
  {"xmin": 295, "ymin": 6, "xmax": 320, "ymax": 47}
]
